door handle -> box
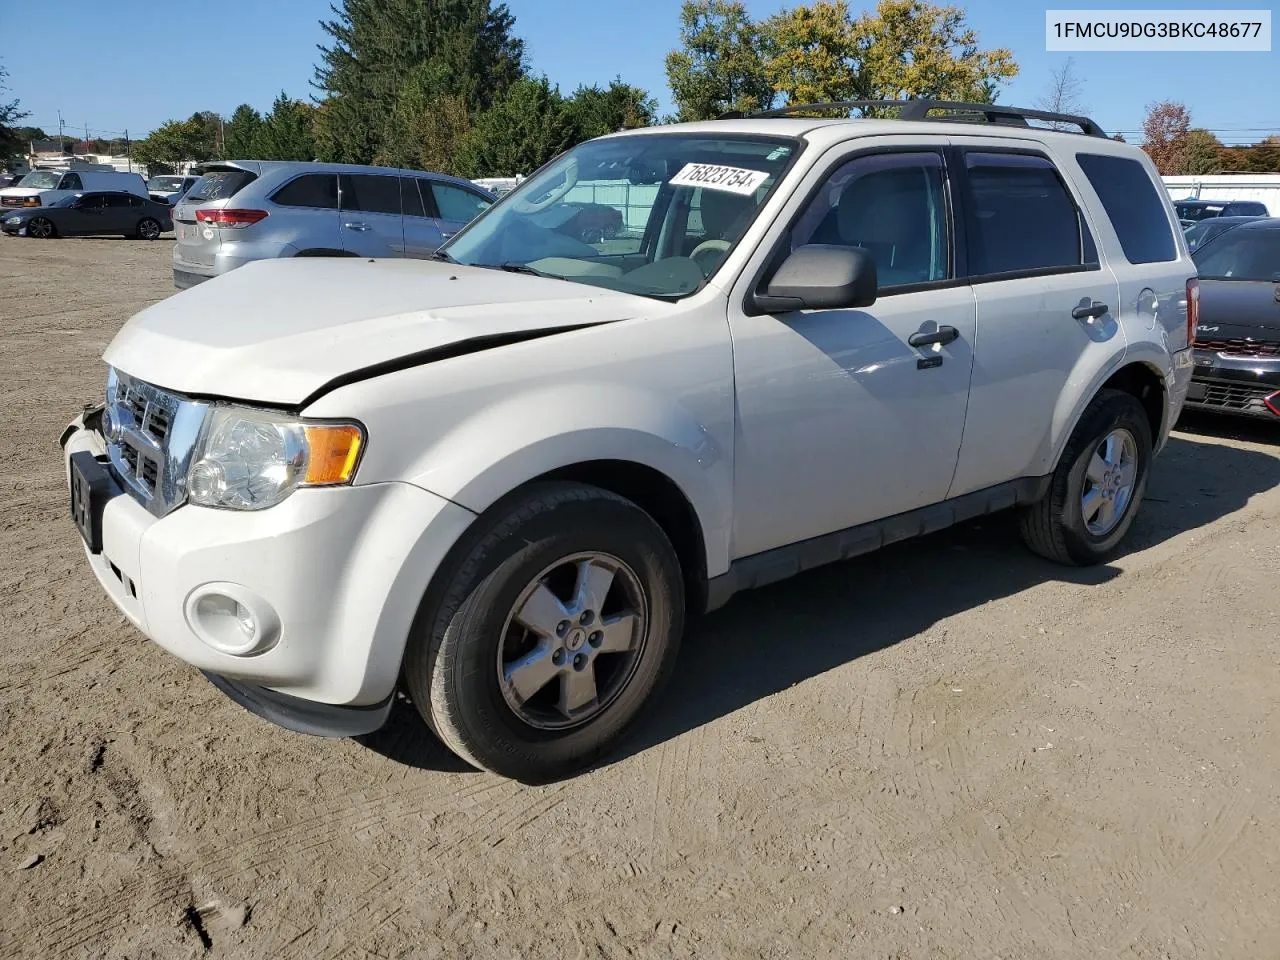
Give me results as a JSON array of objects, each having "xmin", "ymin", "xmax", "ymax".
[
  {"xmin": 1071, "ymin": 301, "xmax": 1109, "ymax": 321},
  {"xmin": 343, "ymin": 222, "xmax": 371, "ymax": 231},
  {"xmin": 908, "ymin": 325, "xmax": 960, "ymax": 348}
]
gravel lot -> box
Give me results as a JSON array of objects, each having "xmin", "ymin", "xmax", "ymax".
[{"xmin": 2, "ymin": 236, "xmax": 1279, "ymax": 960}]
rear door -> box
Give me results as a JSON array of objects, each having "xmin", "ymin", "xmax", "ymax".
[
  {"xmin": 102, "ymin": 193, "xmax": 136, "ymax": 233},
  {"xmin": 338, "ymin": 173, "xmax": 404, "ymax": 256},
  {"xmin": 946, "ymin": 142, "xmax": 1122, "ymax": 496},
  {"xmin": 426, "ymin": 180, "xmax": 494, "ymax": 241},
  {"xmin": 400, "ymin": 176, "xmax": 445, "ymax": 257}
]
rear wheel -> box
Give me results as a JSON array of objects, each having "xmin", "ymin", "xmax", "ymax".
[
  {"xmin": 403, "ymin": 482, "xmax": 684, "ymax": 782},
  {"xmin": 136, "ymin": 217, "xmax": 162, "ymax": 241},
  {"xmin": 1019, "ymin": 389, "xmax": 1153, "ymax": 565},
  {"xmin": 26, "ymin": 217, "xmax": 55, "ymax": 239}
]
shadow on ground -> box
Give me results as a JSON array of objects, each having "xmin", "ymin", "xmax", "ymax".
[{"xmin": 359, "ymin": 431, "xmax": 1280, "ymax": 774}]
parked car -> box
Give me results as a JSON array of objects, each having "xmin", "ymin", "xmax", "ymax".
[
  {"xmin": 0, "ymin": 172, "xmax": 23, "ymax": 189},
  {"xmin": 61, "ymin": 100, "xmax": 1194, "ymax": 781},
  {"xmin": 2, "ymin": 191, "xmax": 172, "ymax": 239},
  {"xmin": 147, "ymin": 174, "xmax": 199, "ymax": 205},
  {"xmin": 1183, "ymin": 218, "xmax": 1280, "ymax": 420},
  {"xmin": 0, "ymin": 170, "xmax": 148, "ymax": 208},
  {"xmin": 1183, "ymin": 215, "xmax": 1264, "ymax": 252},
  {"xmin": 170, "ymin": 161, "xmax": 496, "ymax": 289},
  {"xmin": 1174, "ymin": 199, "xmax": 1271, "ymax": 223}
]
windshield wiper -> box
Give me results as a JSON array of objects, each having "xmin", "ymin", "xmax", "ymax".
[
  {"xmin": 496, "ymin": 261, "xmax": 551, "ymax": 278},
  {"xmin": 429, "ymin": 249, "xmax": 456, "ymax": 263}
]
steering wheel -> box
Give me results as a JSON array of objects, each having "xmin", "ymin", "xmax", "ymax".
[
  {"xmin": 690, "ymin": 238, "xmax": 732, "ymax": 274},
  {"xmin": 511, "ymin": 155, "xmax": 579, "ymax": 214}
]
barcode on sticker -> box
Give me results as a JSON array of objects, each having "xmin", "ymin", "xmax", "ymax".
[{"xmin": 669, "ymin": 163, "xmax": 769, "ymax": 196}]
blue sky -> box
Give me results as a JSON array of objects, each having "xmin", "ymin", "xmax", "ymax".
[{"xmin": 3, "ymin": 0, "xmax": 1277, "ymax": 145}]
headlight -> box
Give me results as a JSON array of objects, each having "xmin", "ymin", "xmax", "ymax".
[{"xmin": 186, "ymin": 406, "xmax": 365, "ymax": 511}]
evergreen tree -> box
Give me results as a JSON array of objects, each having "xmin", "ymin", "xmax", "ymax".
[
  {"xmin": 455, "ymin": 76, "xmax": 576, "ymax": 178},
  {"xmin": 567, "ymin": 78, "xmax": 658, "ymax": 139},
  {"xmin": 224, "ymin": 104, "xmax": 264, "ymax": 158},
  {"xmin": 255, "ymin": 93, "xmax": 318, "ymax": 161},
  {"xmin": 313, "ymin": 0, "xmax": 524, "ymax": 163}
]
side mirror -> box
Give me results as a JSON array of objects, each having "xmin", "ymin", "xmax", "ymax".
[{"xmin": 752, "ymin": 244, "xmax": 878, "ymax": 314}]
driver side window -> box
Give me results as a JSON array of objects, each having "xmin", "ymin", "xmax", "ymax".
[
  {"xmin": 59, "ymin": 173, "xmax": 83, "ymax": 191},
  {"xmin": 786, "ymin": 152, "xmax": 950, "ymax": 290}
]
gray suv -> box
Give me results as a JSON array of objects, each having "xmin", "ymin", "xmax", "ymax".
[{"xmin": 171, "ymin": 161, "xmax": 495, "ymax": 289}]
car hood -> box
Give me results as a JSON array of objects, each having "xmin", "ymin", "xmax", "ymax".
[
  {"xmin": 104, "ymin": 257, "xmax": 656, "ymax": 406},
  {"xmin": 1196, "ymin": 278, "xmax": 1280, "ymax": 339}
]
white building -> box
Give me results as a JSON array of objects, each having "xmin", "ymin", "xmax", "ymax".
[{"xmin": 1162, "ymin": 173, "xmax": 1280, "ymax": 215}]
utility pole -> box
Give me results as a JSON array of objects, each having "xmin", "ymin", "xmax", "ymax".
[
  {"xmin": 57, "ymin": 110, "xmax": 65, "ymax": 152},
  {"xmin": 125, "ymin": 130, "xmax": 132, "ymax": 173}
]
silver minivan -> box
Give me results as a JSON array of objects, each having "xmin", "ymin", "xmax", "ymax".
[{"xmin": 171, "ymin": 161, "xmax": 496, "ymax": 289}]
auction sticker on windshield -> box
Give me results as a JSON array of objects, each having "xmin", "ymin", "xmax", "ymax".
[{"xmin": 669, "ymin": 163, "xmax": 769, "ymax": 196}]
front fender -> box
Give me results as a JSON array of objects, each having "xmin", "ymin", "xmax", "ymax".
[{"xmin": 327, "ymin": 380, "xmax": 734, "ymax": 579}]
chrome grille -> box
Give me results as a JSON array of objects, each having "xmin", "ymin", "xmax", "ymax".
[{"xmin": 104, "ymin": 369, "xmax": 209, "ymax": 517}]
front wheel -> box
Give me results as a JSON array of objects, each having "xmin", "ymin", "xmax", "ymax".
[
  {"xmin": 26, "ymin": 217, "xmax": 55, "ymax": 239},
  {"xmin": 1019, "ymin": 389, "xmax": 1153, "ymax": 565},
  {"xmin": 403, "ymin": 482, "xmax": 684, "ymax": 782},
  {"xmin": 136, "ymin": 217, "xmax": 162, "ymax": 240}
]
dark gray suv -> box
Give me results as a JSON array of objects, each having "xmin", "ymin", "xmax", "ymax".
[{"xmin": 171, "ymin": 161, "xmax": 496, "ymax": 289}]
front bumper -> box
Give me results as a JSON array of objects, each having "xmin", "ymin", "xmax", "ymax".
[
  {"xmin": 1185, "ymin": 349, "xmax": 1280, "ymax": 419},
  {"xmin": 61, "ymin": 414, "xmax": 478, "ymax": 730}
]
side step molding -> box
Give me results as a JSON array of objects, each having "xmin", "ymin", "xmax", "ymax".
[{"xmin": 703, "ymin": 475, "xmax": 1051, "ymax": 612}]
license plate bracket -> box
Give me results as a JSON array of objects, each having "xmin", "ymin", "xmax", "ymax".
[{"xmin": 69, "ymin": 451, "xmax": 116, "ymax": 554}]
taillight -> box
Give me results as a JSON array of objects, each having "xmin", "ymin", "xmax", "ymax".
[
  {"xmin": 1266, "ymin": 391, "xmax": 1280, "ymax": 418},
  {"xmin": 1185, "ymin": 277, "xmax": 1199, "ymax": 347},
  {"xmin": 195, "ymin": 208, "xmax": 268, "ymax": 228}
]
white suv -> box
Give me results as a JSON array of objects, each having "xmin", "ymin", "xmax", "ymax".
[{"xmin": 62, "ymin": 101, "xmax": 1196, "ymax": 781}]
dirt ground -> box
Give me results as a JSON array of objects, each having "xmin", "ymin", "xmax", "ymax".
[{"xmin": 1, "ymin": 236, "xmax": 1279, "ymax": 960}]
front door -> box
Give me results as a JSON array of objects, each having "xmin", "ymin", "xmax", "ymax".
[
  {"xmin": 727, "ymin": 144, "xmax": 977, "ymax": 559},
  {"xmin": 400, "ymin": 177, "xmax": 445, "ymax": 258},
  {"xmin": 426, "ymin": 180, "xmax": 495, "ymax": 243},
  {"xmin": 67, "ymin": 193, "xmax": 108, "ymax": 234},
  {"xmin": 339, "ymin": 173, "xmax": 404, "ymax": 257}
]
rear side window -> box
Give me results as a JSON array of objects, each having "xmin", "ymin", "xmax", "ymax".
[
  {"xmin": 961, "ymin": 152, "xmax": 1090, "ymax": 277},
  {"xmin": 429, "ymin": 182, "xmax": 493, "ymax": 222},
  {"xmin": 341, "ymin": 174, "xmax": 401, "ymax": 215},
  {"xmin": 400, "ymin": 177, "xmax": 427, "ymax": 218},
  {"xmin": 1076, "ymin": 153, "xmax": 1177, "ymax": 264},
  {"xmin": 104, "ymin": 194, "xmax": 132, "ymax": 208},
  {"xmin": 187, "ymin": 169, "xmax": 256, "ymax": 203},
  {"xmin": 271, "ymin": 174, "xmax": 339, "ymax": 209}
]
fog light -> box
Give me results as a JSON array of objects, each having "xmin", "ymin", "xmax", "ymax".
[{"xmin": 184, "ymin": 583, "xmax": 280, "ymax": 656}]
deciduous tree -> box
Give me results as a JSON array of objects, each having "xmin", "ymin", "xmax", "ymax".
[
  {"xmin": 665, "ymin": 0, "xmax": 774, "ymax": 120},
  {"xmin": 567, "ymin": 79, "xmax": 658, "ymax": 139},
  {"xmin": 1141, "ymin": 100, "xmax": 1191, "ymax": 175},
  {"xmin": 1035, "ymin": 57, "xmax": 1086, "ymax": 128}
]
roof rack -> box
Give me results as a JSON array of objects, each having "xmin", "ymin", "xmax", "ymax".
[{"xmin": 717, "ymin": 99, "xmax": 1110, "ymax": 139}]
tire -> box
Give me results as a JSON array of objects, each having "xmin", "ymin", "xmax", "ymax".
[
  {"xmin": 136, "ymin": 217, "xmax": 162, "ymax": 241},
  {"xmin": 1019, "ymin": 389, "xmax": 1153, "ymax": 565},
  {"xmin": 26, "ymin": 217, "xmax": 55, "ymax": 239},
  {"xmin": 403, "ymin": 482, "xmax": 684, "ymax": 782}
]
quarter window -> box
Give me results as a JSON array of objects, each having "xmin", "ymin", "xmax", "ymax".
[
  {"xmin": 961, "ymin": 152, "xmax": 1091, "ymax": 276},
  {"xmin": 785, "ymin": 151, "xmax": 949, "ymax": 288},
  {"xmin": 1075, "ymin": 153, "xmax": 1177, "ymax": 264},
  {"xmin": 271, "ymin": 174, "xmax": 339, "ymax": 209}
]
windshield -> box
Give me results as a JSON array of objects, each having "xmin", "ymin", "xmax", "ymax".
[
  {"xmin": 441, "ymin": 133, "xmax": 799, "ymax": 299},
  {"xmin": 17, "ymin": 171, "xmax": 62, "ymax": 190},
  {"xmin": 1193, "ymin": 229, "xmax": 1280, "ymax": 281},
  {"xmin": 147, "ymin": 176, "xmax": 186, "ymax": 192}
]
